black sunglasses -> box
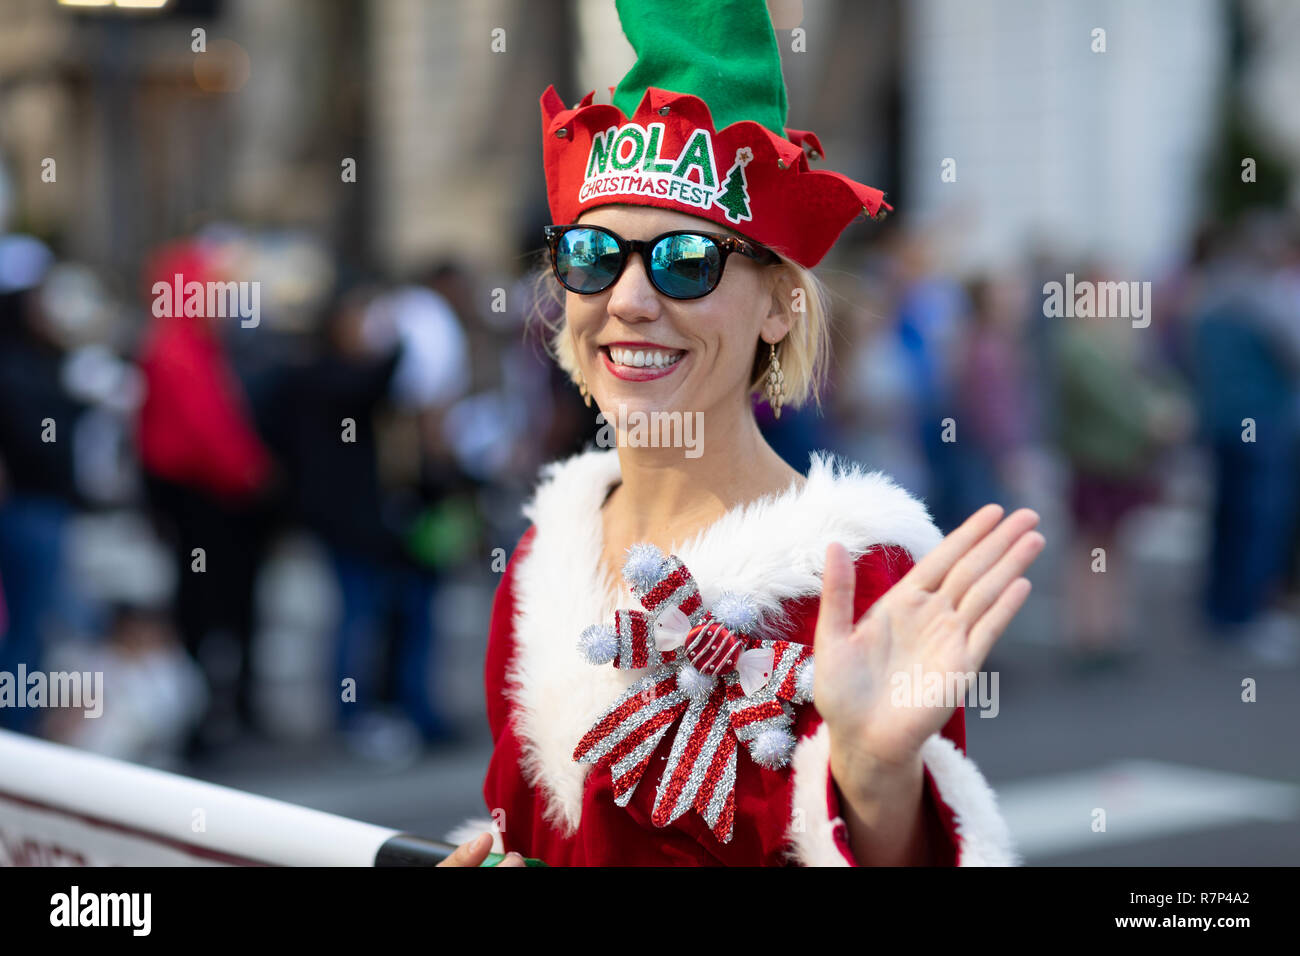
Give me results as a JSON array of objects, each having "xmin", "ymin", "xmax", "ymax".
[{"xmin": 544, "ymin": 223, "xmax": 780, "ymax": 300}]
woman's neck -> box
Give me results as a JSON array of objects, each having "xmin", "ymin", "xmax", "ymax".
[{"xmin": 601, "ymin": 402, "xmax": 805, "ymax": 546}]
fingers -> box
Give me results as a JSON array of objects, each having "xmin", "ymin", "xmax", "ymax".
[
  {"xmin": 496, "ymin": 852, "xmax": 527, "ymax": 867},
  {"xmin": 905, "ymin": 504, "xmax": 1004, "ymax": 592},
  {"xmin": 815, "ymin": 542, "xmax": 856, "ymax": 654},
  {"xmin": 438, "ymin": 831, "xmax": 494, "ymax": 867},
  {"xmin": 967, "ymin": 577, "xmax": 1033, "ymax": 666},
  {"xmin": 956, "ymin": 529, "xmax": 1045, "ymax": 626},
  {"xmin": 939, "ymin": 508, "xmax": 1041, "ymax": 607}
]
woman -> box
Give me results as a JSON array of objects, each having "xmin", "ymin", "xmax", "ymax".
[{"xmin": 441, "ymin": 0, "xmax": 1043, "ymax": 866}]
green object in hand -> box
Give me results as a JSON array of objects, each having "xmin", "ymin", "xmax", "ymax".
[{"xmin": 481, "ymin": 852, "xmax": 548, "ymax": 867}]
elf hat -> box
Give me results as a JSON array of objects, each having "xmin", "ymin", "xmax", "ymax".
[{"xmin": 540, "ymin": 0, "xmax": 890, "ymax": 269}]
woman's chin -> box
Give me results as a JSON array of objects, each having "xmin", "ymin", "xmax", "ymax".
[
  {"xmin": 594, "ymin": 394, "xmax": 688, "ymax": 420},
  {"xmin": 595, "ymin": 377, "xmax": 693, "ymax": 419}
]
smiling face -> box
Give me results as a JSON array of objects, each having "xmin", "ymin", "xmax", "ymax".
[{"xmin": 563, "ymin": 204, "xmax": 793, "ymax": 422}]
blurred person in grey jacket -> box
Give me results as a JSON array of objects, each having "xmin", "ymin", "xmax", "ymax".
[{"xmin": 1191, "ymin": 215, "xmax": 1300, "ymax": 665}]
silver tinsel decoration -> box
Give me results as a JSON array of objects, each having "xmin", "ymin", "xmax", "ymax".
[
  {"xmin": 794, "ymin": 659, "xmax": 815, "ymax": 703},
  {"xmin": 710, "ymin": 590, "xmax": 759, "ymax": 632},
  {"xmin": 676, "ymin": 663, "xmax": 715, "ymax": 700},
  {"xmin": 750, "ymin": 727, "xmax": 796, "ymax": 769},
  {"xmin": 622, "ymin": 542, "xmax": 667, "ymax": 591},
  {"xmin": 578, "ymin": 623, "xmax": 618, "ymax": 664}
]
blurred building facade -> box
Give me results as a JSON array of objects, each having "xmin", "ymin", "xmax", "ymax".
[{"xmin": 1, "ymin": 0, "xmax": 908, "ymax": 279}]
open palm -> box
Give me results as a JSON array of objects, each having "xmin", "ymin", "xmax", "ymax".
[{"xmin": 813, "ymin": 505, "xmax": 1045, "ymax": 770}]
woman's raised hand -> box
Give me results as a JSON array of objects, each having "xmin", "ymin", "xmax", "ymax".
[
  {"xmin": 813, "ymin": 505, "xmax": 1045, "ymax": 774},
  {"xmin": 436, "ymin": 831, "xmax": 526, "ymax": 867}
]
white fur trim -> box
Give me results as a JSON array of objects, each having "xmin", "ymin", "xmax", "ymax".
[
  {"xmin": 786, "ymin": 722, "xmax": 852, "ymax": 866},
  {"xmin": 506, "ymin": 446, "xmax": 946, "ymax": 836},
  {"xmin": 785, "ymin": 723, "xmax": 1020, "ymax": 866},
  {"xmin": 919, "ymin": 733, "xmax": 1021, "ymax": 866},
  {"xmin": 444, "ymin": 817, "xmax": 505, "ymax": 854}
]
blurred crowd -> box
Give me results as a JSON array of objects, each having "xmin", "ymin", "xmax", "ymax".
[
  {"xmin": 815, "ymin": 211, "xmax": 1300, "ymax": 669},
  {"xmin": 0, "ymin": 222, "xmax": 594, "ymax": 767},
  {"xmin": 0, "ymin": 208, "xmax": 1297, "ymax": 769}
]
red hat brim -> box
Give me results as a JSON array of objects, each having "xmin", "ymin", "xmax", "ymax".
[{"xmin": 541, "ymin": 85, "xmax": 889, "ymax": 267}]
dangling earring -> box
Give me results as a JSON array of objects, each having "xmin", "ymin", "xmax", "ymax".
[
  {"xmin": 577, "ymin": 370, "xmax": 592, "ymax": 408},
  {"xmin": 765, "ymin": 340, "xmax": 785, "ymax": 419}
]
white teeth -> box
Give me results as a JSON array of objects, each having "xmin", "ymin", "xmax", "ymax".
[{"xmin": 608, "ymin": 347, "xmax": 683, "ymax": 369}]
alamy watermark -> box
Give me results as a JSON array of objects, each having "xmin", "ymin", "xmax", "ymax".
[
  {"xmin": 50, "ymin": 886, "xmax": 150, "ymax": 936},
  {"xmin": 152, "ymin": 273, "xmax": 261, "ymax": 328},
  {"xmin": 595, "ymin": 403, "xmax": 704, "ymax": 459},
  {"xmin": 1042, "ymin": 273, "xmax": 1151, "ymax": 328},
  {"xmin": 0, "ymin": 667, "xmax": 103, "ymax": 718},
  {"xmin": 890, "ymin": 666, "xmax": 1000, "ymax": 718}
]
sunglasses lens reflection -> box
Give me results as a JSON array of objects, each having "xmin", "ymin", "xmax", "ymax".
[
  {"xmin": 555, "ymin": 227, "xmax": 622, "ymax": 293},
  {"xmin": 650, "ymin": 234, "xmax": 722, "ymax": 298}
]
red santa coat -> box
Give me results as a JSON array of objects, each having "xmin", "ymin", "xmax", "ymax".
[{"xmin": 451, "ymin": 448, "xmax": 1019, "ymax": 866}]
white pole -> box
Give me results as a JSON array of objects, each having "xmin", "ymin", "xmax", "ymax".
[{"xmin": 0, "ymin": 730, "xmax": 405, "ymax": 866}]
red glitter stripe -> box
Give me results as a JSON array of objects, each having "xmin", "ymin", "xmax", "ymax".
[
  {"xmin": 611, "ymin": 752, "xmax": 654, "ymax": 801},
  {"xmin": 572, "ymin": 675, "xmax": 678, "ymax": 760},
  {"xmin": 630, "ymin": 608, "xmax": 649, "ymax": 669},
  {"xmin": 713, "ymin": 785, "xmax": 735, "ymax": 842},
  {"xmin": 724, "ymin": 680, "xmax": 747, "ymax": 711},
  {"xmin": 640, "ymin": 565, "xmax": 693, "ymax": 611},
  {"xmin": 730, "ymin": 699, "xmax": 784, "ymax": 729},
  {"xmin": 678, "ymin": 591, "xmax": 701, "ymax": 617},
  {"xmin": 612, "ymin": 610, "xmax": 629, "ymax": 668},
  {"xmin": 603, "ymin": 699, "xmax": 685, "ymax": 771},
  {"xmin": 777, "ymin": 646, "xmax": 812, "ymax": 700},
  {"xmin": 608, "ymin": 704, "xmax": 686, "ymax": 798},
  {"xmin": 694, "ymin": 725, "xmax": 736, "ymax": 814},
  {"xmin": 611, "ymin": 609, "xmax": 650, "ymax": 669},
  {"xmin": 652, "ymin": 692, "xmax": 722, "ymax": 826}
]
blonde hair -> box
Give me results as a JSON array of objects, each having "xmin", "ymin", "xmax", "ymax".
[{"xmin": 525, "ymin": 248, "xmax": 832, "ymax": 412}]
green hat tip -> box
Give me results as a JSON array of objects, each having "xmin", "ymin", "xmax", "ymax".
[{"xmin": 610, "ymin": 0, "xmax": 789, "ymax": 139}]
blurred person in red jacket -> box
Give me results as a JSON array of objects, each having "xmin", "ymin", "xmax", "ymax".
[{"xmin": 135, "ymin": 239, "xmax": 276, "ymax": 755}]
